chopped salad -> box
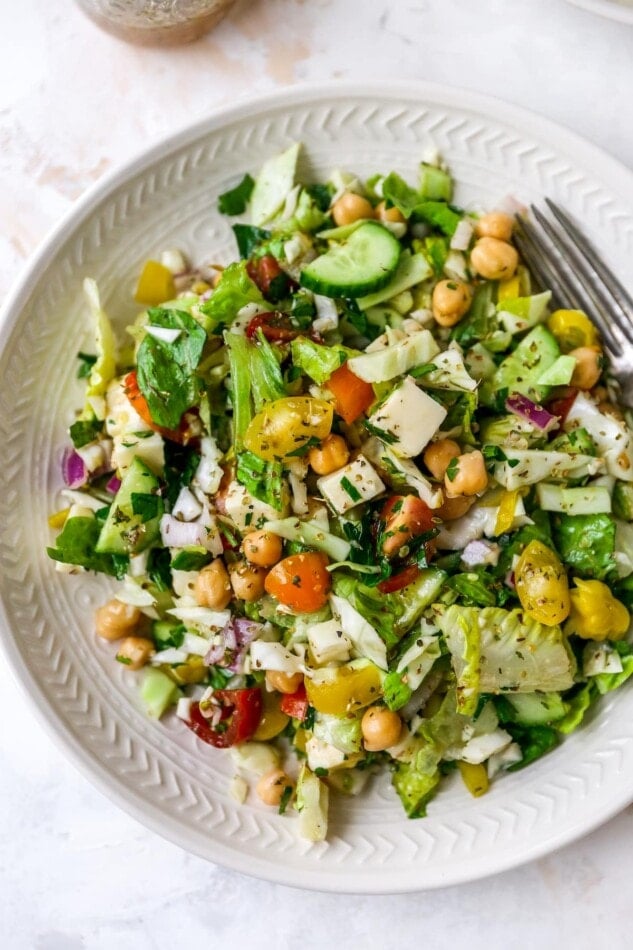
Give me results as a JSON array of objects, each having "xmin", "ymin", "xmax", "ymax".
[{"xmin": 47, "ymin": 144, "xmax": 633, "ymax": 841}]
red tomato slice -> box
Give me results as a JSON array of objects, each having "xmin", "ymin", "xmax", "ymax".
[
  {"xmin": 185, "ymin": 688, "xmax": 262, "ymax": 748},
  {"xmin": 326, "ymin": 362, "xmax": 375, "ymax": 424},
  {"xmin": 264, "ymin": 552, "xmax": 331, "ymax": 613},
  {"xmin": 279, "ymin": 684, "xmax": 309, "ymax": 721},
  {"xmin": 380, "ymin": 494, "xmax": 436, "ymax": 558},
  {"xmin": 377, "ymin": 564, "xmax": 421, "ymax": 594}
]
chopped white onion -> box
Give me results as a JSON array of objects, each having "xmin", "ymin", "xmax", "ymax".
[
  {"xmin": 146, "ymin": 325, "xmax": 182, "ymax": 344},
  {"xmin": 182, "ymin": 632, "xmax": 213, "ymax": 656},
  {"xmin": 159, "ymin": 514, "xmax": 206, "ymax": 549},
  {"xmin": 61, "ymin": 489, "xmax": 106, "ymax": 512},
  {"xmin": 193, "ymin": 436, "xmax": 224, "ymax": 497},
  {"xmin": 176, "ymin": 697, "xmax": 193, "ymax": 721},
  {"xmin": 167, "ymin": 605, "xmax": 231, "ymax": 630},
  {"xmin": 312, "ymin": 294, "xmax": 339, "ymax": 334},
  {"xmin": 249, "ymin": 640, "xmax": 303, "ymax": 675},
  {"xmin": 450, "ymin": 218, "xmax": 474, "ymax": 251},
  {"xmin": 151, "ymin": 647, "xmax": 187, "ymax": 665},
  {"xmin": 443, "ymin": 249, "xmax": 469, "ymax": 282},
  {"xmin": 128, "ymin": 550, "xmax": 149, "ymax": 578},
  {"xmin": 160, "ymin": 248, "xmax": 188, "ymax": 275},
  {"xmin": 461, "ymin": 539, "xmax": 501, "ymax": 568},
  {"xmin": 172, "ymin": 486, "xmax": 203, "ymax": 522}
]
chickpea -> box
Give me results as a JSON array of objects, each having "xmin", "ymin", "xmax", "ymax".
[
  {"xmin": 570, "ymin": 346, "xmax": 603, "ymax": 390},
  {"xmin": 256, "ymin": 768, "xmax": 294, "ymax": 807},
  {"xmin": 445, "ymin": 450, "xmax": 489, "ymax": 498},
  {"xmin": 598, "ymin": 401, "xmax": 625, "ymax": 422},
  {"xmin": 436, "ymin": 494, "xmax": 476, "ymax": 521},
  {"xmin": 116, "ymin": 636, "xmax": 154, "ymax": 671},
  {"xmin": 432, "ymin": 279, "xmax": 473, "ymax": 327},
  {"xmin": 95, "ymin": 599, "xmax": 141, "ymax": 641},
  {"xmin": 230, "ymin": 561, "xmax": 267, "ymax": 602},
  {"xmin": 361, "ymin": 706, "xmax": 403, "ymax": 752},
  {"xmin": 331, "ymin": 192, "xmax": 375, "ymax": 227},
  {"xmin": 474, "ymin": 211, "xmax": 514, "ymax": 242},
  {"xmin": 195, "ymin": 559, "xmax": 232, "ymax": 610},
  {"xmin": 242, "ymin": 529, "xmax": 283, "ymax": 568},
  {"xmin": 308, "ymin": 434, "xmax": 350, "ymax": 475},
  {"xmin": 375, "ymin": 201, "xmax": 406, "ymax": 225},
  {"xmin": 470, "ymin": 236, "xmax": 518, "ymax": 281},
  {"xmin": 266, "ymin": 669, "xmax": 304, "ymax": 694},
  {"xmin": 423, "ymin": 439, "xmax": 461, "ymax": 481}
]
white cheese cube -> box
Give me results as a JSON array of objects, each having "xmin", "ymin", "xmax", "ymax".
[
  {"xmin": 307, "ymin": 619, "xmax": 352, "ymax": 665},
  {"xmin": 368, "ymin": 376, "xmax": 447, "ymax": 458},
  {"xmin": 316, "ymin": 454, "xmax": 385, "ymax": 515}
]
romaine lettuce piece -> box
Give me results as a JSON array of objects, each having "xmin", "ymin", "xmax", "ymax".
[
  {"xmin": 552, "ymin": 512, "xmax": 616, "ymax": 581},
  {"xmin": 437, "ymin": 605, "xmax": 576, "ymax": 712},
  {"xmin": 289, "ymin": 337, "xmax": 356, "ymax": 385},
  {"xmin": 296, "ymin": 764, "xmax": 329, "ymax": 842},
  {"xmin": 496, "ymin": 291, "xmax": 551, "ymax": 336},
  {"xmin": 392, "ymin": 762, "xmax": 440, "ymax": 818},
  {"xmin": 83, "ymin": 278, "xmax": 116, "ymax": 415},
  {"xmin": 565, "ymin": 392, "xmax": 633, "ymax": 482},
  {"xmin": 250, "ymin": 142, "xmax": 301, "ymax": 226},
  {"xmin": 200, "ymin": 262, "xmax": 267, "ymax": 333},
  {"xmin": 494, "ymin": 449, "xmax": 603, "ymax": 490}
]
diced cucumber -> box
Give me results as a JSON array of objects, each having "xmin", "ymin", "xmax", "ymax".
[
  {"xmin": 550, "ymin": 427, "xmax": 596, "ymax": 456},
  {"xmin": 356, "ymin": 250, "xmax": 432, "ymax": 310},
  {"xmin": 536, "ymin": 483, "xmax": 612, "ymax": 516},
  {"xmin": 505, "ymin": 692, "xmax": 567, "ymax": 725},
  {"xmin": 96, "ymin": 456, "xmax": 163, "ymax": 555},
  {"xmin": 614, "ymin": 481, "xmax": 633, "ymax": 521},
  {"xmin": 140, "ymin": 668, "xmax": 179, "ymax": 719},
  {"xmin": 300, "ymin": 222, "xmax": 401, "ymax": 298},
  {"xmin": 537, "ymin": 354, "xmax": 576, "ymax": 387},
  {"xmin": 151, "ymin": 620, "xmax": 185, "ymax": 650},
  {"xmin": 419, "ymin": 163, "xmax": 453, "ymax": 202}
]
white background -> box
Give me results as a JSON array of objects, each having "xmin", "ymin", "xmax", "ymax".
[{"xmin": 1, "ymin": 1, "xmax": 632, "ymax": 947}]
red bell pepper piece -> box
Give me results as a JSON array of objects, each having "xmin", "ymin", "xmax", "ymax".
[
  {"xmin": 377, "ymin": 564, "xmax": 422, "ymax": 595},
  {"xmin": 325, "ymin": 362, "xmax": 374, "ymax": 424},
  {"xmin": 279, "ymin": 684, "xmax": 309, "ymax": 721}
]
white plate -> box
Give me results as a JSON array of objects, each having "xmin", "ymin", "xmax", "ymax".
[
  {"xmin": 565, "ymin": 0, "xmax": 633, "ymax": 23},
  {"xmin": 1, "ymin": 82, "xmax": 633, "ymax": 893}
]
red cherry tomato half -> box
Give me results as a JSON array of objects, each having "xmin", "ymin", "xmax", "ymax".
[
  {"xmin": 185, "ymin": 688, "xmax": 263, "ymax": 748},
  {"xmin": 246, "ymin": 311, "xmax": 298, "ymax": 343}
]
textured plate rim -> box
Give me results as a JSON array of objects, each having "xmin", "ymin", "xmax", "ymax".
[{"xmin": 1, "ymin": 80, "xmax": 633, "ymax": 893}]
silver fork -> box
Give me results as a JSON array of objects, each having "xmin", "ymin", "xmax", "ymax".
[{"xmin": 513, "ymin": 200, "xmax": 633, "ymax": 408}]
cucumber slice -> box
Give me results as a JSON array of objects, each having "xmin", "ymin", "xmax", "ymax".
[
  {"xmin": 300, "ymin": 221, "xmax": 401, "ymax": 298},
  {"xmin": 96, "ymin": 456, "xmax": 163, "ymax": 555}
]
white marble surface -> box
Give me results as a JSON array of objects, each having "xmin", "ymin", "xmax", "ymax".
[{"xmin": 1, "ymin": 0, "xmax": 632, "ymax": 946}]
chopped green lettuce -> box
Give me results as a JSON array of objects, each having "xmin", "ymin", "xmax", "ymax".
[
  {"xmin": 83, "ymin": 278, "xmax": 116, "ymax": 412},
  {"xmin": 47, "ymin": 516, "xmax": 127, "ymax": 577},
  {"xmin": 218, "ymin": 173, "xmax": 255, "ymax": 215},
  {"xmin": 136, "ymin": 308, "xmax": 206, "ymax": 429},
  {"xmin": 250, "ymin": 142, "xmax": 301, "ymax": 226},
  {"xmin": 437, "ymin": 605, "xmax": 577, "ymax": 712},
  {"xmin": 289, "ymin": 337, "xmax": 355, "ymax": 384},
  {"xmin": 200, "ymin": 261, "xmax": 267, "ymax": 333}
]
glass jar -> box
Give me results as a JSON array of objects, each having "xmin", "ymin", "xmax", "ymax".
[{"xmin": 75, "ymin": 0, "xmax": 237, "ymax": 46}]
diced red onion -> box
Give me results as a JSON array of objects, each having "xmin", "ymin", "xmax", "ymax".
[
  {"xmin": 506, "ymin": 393, "xmax": 559, "ymax": 432},
  {"xmin": 62, "ymin": 448, "xmax": 88, "ymax": 489},
  {"xmin": 204, "ymin": 617, "xmax": 265, "ymax": 672},
  {"xmin": 106, "ymin": 475, "xmax": 121, "ymax": 494},
  {"xmin": 461, "ymin": 539, "xmax": 500, "ymax": 568}
]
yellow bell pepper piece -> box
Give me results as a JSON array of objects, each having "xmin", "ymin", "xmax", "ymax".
[
  {"xmin": 305, "ymin": 662, "xmax": 382, "ymax": 716},
  {"xmin": 134, "ymin": 260, "xmax": 176, "ymax": 306},
  {"xmin": 565, "ymin": 578, "xmax": 630, "ymax": 641},
  {"xmin": 494, "ymin": 490, "xmax": 519, "ymax": 535},
  {"xmin": 161, "ymin": 656, "xmax": 208, "ymax": 685},
  {"xmin": 48, "ymin": 507, "xmax": 71, "ymax": 529},
  {"xmin": 547, "ymin": 309, "xmax": 599, "ymax": 352},
  {"xmin": 458, "ymin": 761, "xmax": 489, "ymax": 798},
  {"xmin": 253, "ymin": 691, "xmax": 290, "ymax": 740},
  {"xmin": 497, "ymin": 275, "xmax": 521, "ymax": 301}
]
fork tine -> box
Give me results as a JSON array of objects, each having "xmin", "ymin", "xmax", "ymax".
[
  {"xmin": 516, "ymin": 216, "xmax": 622, "ymax": 354},
  {"xmin": 515, "ymin": 217, "xmax": 622, "ymax": 353},
  {"xmin": 545, "ymin": 199, "xmax": 633, "ymax": 322},
  {"xmin": 531, "ymin": 204, "xmax": 633, "ymax": 346}
]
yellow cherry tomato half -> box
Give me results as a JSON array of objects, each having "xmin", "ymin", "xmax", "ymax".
[
  {"xmin": 514, "ymin": 539, "xmax": 571, "ymax": 626},
  {"xmin": 243, "ymin": 396, "xmax": 333, "ymax": 461},
  {"xmin": 305, "ymin": 663, "xmax": 382, "ymax": 716}
]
